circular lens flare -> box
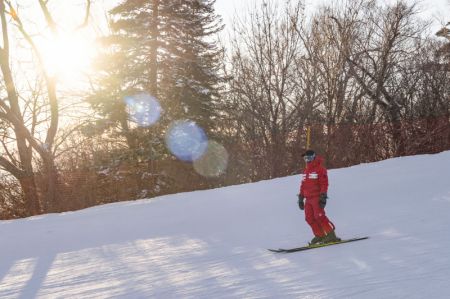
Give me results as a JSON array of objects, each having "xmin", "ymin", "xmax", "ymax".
[
  {"xmin": 125, "ymin": 93, "xmax": 162, "ymax": 127},
  {"xmin": 165, "ymin": 120, "xmax": 208, "ymax": 162},
  {"xmin": 193, "ymin": 141, "xmax": 229, "ymax": 177}
]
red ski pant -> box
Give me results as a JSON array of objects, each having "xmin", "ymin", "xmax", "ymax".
[{"xmin": 304, "ymin": 197, "xmax": 334, "ymax": 237}]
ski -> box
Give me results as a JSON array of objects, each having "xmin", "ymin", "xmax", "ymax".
[{"xmin": 268, "ymin": 236, "xmax": 369, "ymax": 253}]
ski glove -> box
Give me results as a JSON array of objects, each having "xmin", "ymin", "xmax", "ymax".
[
  {"xmin": 319, "ymin": 193, "xmax": 327, "ymax": 208},
  {"xmin": 297, "ymin": 194, "xmax": 305, "ymax": 210}
]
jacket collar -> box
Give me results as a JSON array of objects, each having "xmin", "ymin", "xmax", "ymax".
[{"xmin": 306, "ymin": 155, "xmax": 324, "ymax": 170}]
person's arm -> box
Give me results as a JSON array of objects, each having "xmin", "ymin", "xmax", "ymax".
[
  {"xmin": 299, "ymin": 174, "xmax": 305, "ymax": 196},
  {"xmin": 318, "ymin": 167, "xmax": 328, "ymax": 194},
  {"xmin": 298, "ymin": 173, "xmax": 306, "ymax": 210}
]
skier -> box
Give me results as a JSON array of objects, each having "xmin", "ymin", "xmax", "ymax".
[{"xmin": 297, "ymin": 149, "xmax": 341, "ymax": 245}]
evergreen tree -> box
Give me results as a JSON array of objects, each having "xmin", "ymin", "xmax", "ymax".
[
  {"xmin": 158, "ymin": 0, "xmax": 225, "ymax": 131},
  {"xmin": 88, "ymin": 0, "xmax": 224, "ymax": 156}
]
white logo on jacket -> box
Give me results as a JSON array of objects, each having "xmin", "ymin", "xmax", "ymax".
[
  {"xmin": 309, "ymin": 172, "xmax": 318, "ymax": 179},
  {"xmin": 302, "ymin": 172, "xmax": 318, "ymax": 180}
]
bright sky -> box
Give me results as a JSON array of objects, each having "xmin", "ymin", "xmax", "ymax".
[
  {"xmin": 11, "ymin": 0, "xmax": 448, "ymax": 91},
  {"xmin": 98, "ymin": 0, "xmax": 449, "ymax": 31},
  {"xmin": 214, "ymin": 0, "xmax": 449, "ymax": 32},
  {"xmin": 4, "ymin": 0, "xmax": 446, "ymax": 131}
]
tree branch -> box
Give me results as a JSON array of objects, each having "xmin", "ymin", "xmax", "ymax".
[
  {"xmin": 77, "ymin": 0, "xmax": 92, "ymax": 29},
  {"xmin": 38, "ymin": 0, "xmax": 57, "ymax": 33},
  {"xmin": 0, "ymin": 155, "xmax": 25, "ymax": 179}
]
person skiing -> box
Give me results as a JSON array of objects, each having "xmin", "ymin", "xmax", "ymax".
[{"xmin": 297, "ymin": 149, "xmax": 341, "ymax": 245}]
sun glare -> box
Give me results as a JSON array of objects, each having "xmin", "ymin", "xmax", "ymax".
[{"xmin": 38, "ymin": 32, "xmax": 96, "ymax": 84}]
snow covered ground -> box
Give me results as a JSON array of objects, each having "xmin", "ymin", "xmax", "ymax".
[{"xmin": 1, "ymin": 151, "xmax": 450, "ymax": 298}]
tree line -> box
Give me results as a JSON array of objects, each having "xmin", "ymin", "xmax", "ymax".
[{"xmin": 1, "ymin": 0, "xmax": 449, "ymax": 219}]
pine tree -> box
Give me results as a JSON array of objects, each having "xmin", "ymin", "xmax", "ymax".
[
  {"xmin": 88, "ymin": 0, "xmax": 224, "ymax": 154},
  {"xmin": 158, "ymin": 0, "xmax": 225, "ymax": 131}
]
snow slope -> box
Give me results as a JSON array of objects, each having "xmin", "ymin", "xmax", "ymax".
[{"xmin": 1, "ymin": 151, "xmax": 450, "ymax": 298}]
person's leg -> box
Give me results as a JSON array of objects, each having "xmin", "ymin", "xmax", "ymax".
[
  {"xmin": 305, "ymin": 200, "xmax": 326, "ymax": 237},
  {"xmin": 311, "ymin": 199, "xmax": 341, "ymax": 242},
  {"xmin": 311, "ymin": 198, "xmax": 334, "ymax": 235}
]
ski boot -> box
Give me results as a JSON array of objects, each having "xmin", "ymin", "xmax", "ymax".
[
  {"xmin": 322, "ymin": 230, "xmax": 341, "ymax": 243},
  {"xmin": 309, "ymin": 235, "xmax": 325, "ymax": 245}
]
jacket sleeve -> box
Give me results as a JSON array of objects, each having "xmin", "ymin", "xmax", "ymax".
[
  {"xmin": 299, "ymin": 173, "xmax": 305, "ymax": 196},
  {"xmin": 318, "ymin": 167, "xmax": 328, "ymax": 194}
]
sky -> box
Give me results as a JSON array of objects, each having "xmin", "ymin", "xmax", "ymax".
[
  {"xmin": 39, "ymin": 0, "xmax": 449, "ymax": 51},
  {"xmin": 6, "ymin": 0, "xmax": 447, "ymax": 97},
  {"xmin": 97, "ymin": 0, "xmax": 449, "ymax": 31},
  {"xmin": 214, "ymin": 0, "xmax": 449, "ymax": 32}
]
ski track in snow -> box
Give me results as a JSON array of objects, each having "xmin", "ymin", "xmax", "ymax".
[{"xmin": 1, "ymin": 151, "xmax": 450, "ymax": 298}]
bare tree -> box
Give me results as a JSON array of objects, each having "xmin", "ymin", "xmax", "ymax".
[
  {"xmin": 294, "ymin": 0, "xmax": 374, "ymax": 160},
  {"xmin": 329, "ymin": 0, "xmax": 429, "ymax": 157},
  {"xmin": 0, "ymin": 0, "xmax": 91, "ymax": 215},
  {"xmin": 226, "ymin": 0, "xmax": 307, "ymax": 178}
]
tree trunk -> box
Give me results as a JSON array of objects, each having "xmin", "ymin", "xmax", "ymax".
[
  {"xmin": 18, "ymin": 175, "xmax": 41, "ymax": 216},
  {"xmin": 149, "ymin": 0, "xmax": 159, "ymax": 97},
  {"xmin": 389, "ymin": 106, "xmax": 406, "ymax": 157},
  {"xmin": 42, "ymin": 154, "xmax": 59, "ymax": 213}
]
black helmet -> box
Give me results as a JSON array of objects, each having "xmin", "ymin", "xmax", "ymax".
[{"xmin": 302, "ymin": 149, "xmax": 316, "ymax": 163}]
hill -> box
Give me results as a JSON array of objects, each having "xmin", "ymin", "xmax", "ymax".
[{"xmin": 1, "ymin": 151, "xmax": 450, "ymax": 298}]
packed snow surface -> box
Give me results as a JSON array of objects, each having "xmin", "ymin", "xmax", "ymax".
[{"xmin": 1, "ymin": 151, "xmax": 450, "ymax": 298}]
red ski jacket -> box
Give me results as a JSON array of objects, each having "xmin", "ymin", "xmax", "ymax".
[{"xmin": 299, "ymin": 155, "xmax": 328, "ymax": 199}]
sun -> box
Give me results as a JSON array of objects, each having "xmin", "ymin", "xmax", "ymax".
[{"xmin": 38, "ymin": 31, "xmax": 96, "ymax": 84}]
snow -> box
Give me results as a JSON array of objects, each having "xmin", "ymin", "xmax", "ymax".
[{"xmin": 1, "ymin": 151, "xmax": 450, "ymax": 298}]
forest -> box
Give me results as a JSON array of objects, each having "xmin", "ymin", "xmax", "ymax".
[{"xmin": 0, "ymin": 0, "xmax": 449, "ymax": 219}]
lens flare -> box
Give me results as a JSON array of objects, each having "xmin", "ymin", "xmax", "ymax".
[
  {"xmin": 193, "ymin": 141, "xmax": 229, "ymax": 177},
  {"xmin": 165, "ymin": 120, "xmax": 208, "ymax": 162},
  {"xmin": 124, "ymin": 93, "xmax": 162, "ymax": 127}
]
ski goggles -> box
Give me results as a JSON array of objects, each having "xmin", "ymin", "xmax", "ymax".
[{"xmin": 303, "ymin": 154, "xmax": 315, "ymax": 163}]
